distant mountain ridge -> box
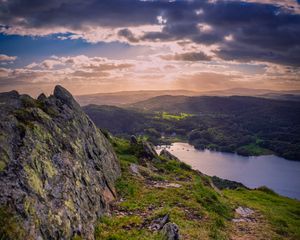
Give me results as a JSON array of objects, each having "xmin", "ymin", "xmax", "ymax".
[
  {"xmin": 75, "ymin": 89, "xmax": 199, "ymax": 106},
  {"xmin": 76, "ymin": 88, "xmax": 300, "ymax": 106}
]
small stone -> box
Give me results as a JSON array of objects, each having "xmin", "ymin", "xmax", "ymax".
[
  {"xmin": 129, "ymin": 163, "xmax": 140, "ymax": 176},
  {"xmin": 149, "ymin": 214, "xmax": 169, "ymax": 231},
  {"xmin": 161, "ymin": 222, "xmax": 180, "ymax": 240},
  {"xmin": 235, "ymin": 206, "xmax": 254, "ymax": 217}
]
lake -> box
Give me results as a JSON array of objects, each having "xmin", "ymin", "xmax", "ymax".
[{"xmin": 156, "ymin": 142, "xmax": 300, "ymax": 200}]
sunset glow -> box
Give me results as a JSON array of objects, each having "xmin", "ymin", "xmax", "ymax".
[{"xmin": 0, "ymin": 0, "xmax": 299, "ymax": 96}]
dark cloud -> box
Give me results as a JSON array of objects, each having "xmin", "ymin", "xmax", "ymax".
[
  {"xmin": 0, "ymin": 0, "xmax": 300, "ymax": 66},
  {"xmin": 118, "ymin": 29, "xmax": 139, "ymax": 43},
  {"xmin": 216, "ymin": 42, "xmax": 300, "ymax": 67},
  {"xmin": 161, "ymin": 52, "xmax": 212, "ymax": 62}
]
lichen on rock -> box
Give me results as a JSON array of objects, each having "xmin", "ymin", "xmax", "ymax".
[{"xmin": 0, "ymin": 85, "xmax": 121, "ymax": 239}]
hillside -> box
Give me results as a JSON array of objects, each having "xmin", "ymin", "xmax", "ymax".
[
  {"xmin": 85, "ymin": 96, "xmax": 300, "ymax": 160},
  {"xmin": 95, "ymin": 137, "xmax": 300, "ymax": 239},
  {"xmin": 0, "ymin": 86, "xmax": 299, "ymax": 240},
  {"xmin": 83, "ymin": 105, "xmax": 149, "ymax": 135},
  {"xmin": 129, "ymin": 95, "xmax": 300, "ymax": 116}
]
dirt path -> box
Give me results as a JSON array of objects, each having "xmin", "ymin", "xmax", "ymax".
[{"xmin": 230, "ymin": 206, "xmax": 273, "ymax": 240}]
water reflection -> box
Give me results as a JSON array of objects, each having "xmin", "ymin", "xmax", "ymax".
[{"xmin": 156, "ymin": 142, "xmax": 300, "ymax": 200}]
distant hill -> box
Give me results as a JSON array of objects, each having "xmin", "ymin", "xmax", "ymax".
[
  {"xmin": 86, "ymin": 95, "xmax": 300, "ymax": 160},
  {"xmin": 199, "ymin": 88, "xmax": 300, "ymax": 97},
  {"xmin": 76, "ymin": 88, "xmax": 300, "ymax": 106},
  {"xmin": 75, "ymin": 89, "xmax": 199, "ymax": 106},
  {"xmin": 129, "ymin": 95, "xmax": 300, "ymax": 116},
  {"xmin": 258, "ymin": 93, "xmax": 300, "ymax": 102}
]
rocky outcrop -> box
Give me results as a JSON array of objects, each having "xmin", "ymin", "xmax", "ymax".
[
  {"xmin": 0, "ymin": 86, "xmax": 121, "ymax": 239},
  {"xmin": 130, "ymin": 135, "xmax": 138, "ymax": 144},
  {"xmin": 159, "ymin": 149, "xmax": 180, "ymax": 161},
  {"xmin": 141, "ymin": 141, "xmax": 158, "ymax": 160},
  {"xmin": 129, "ymin": 137, "xmax": 159, "ymax": 165}
]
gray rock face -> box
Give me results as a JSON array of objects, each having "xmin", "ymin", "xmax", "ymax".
[
  {"xmin": 0, "ymin": 85, "xmax": 121, "ymax": 240},
  {"xmin": 141, "ymin": 141, "xmax": 158, "ymax": 160}
]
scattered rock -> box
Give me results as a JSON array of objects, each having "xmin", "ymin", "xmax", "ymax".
[
  {"xmin": 149, "ymin": 214, "xmax": 169, "ymax": 231},
  {"xmin": 129, "ymin": 163, "xmax": 142, "ymax": 177},
  {"xmin": 235, "ymin": 206, "xmax": 254, "ymax": 217},
  {"xmin": 232, "ymin": 206, "xmax": 255, "ymax": 223},
  {"xmin": 151, "ymin": 181, "xmax": 181, "ymax": 189},
  {"xmin": 148, "ymin": 214, "xmax": 180, "ymax": 239},
  {"xmin": 161, "ymin": 222, "xmax": 180, "ymax": 240},
  {"xmin": 156, "ymin": 183, "xmax": 181, "ymax": 188},
  {"xmin": 231, "ymin": 207, "xmax": 268, "ymax": 239}
]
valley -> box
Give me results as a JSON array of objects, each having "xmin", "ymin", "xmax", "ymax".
[
  {"xmin": 0, "ymin": 86, "xmax": 299, "ymax": 240},
  {"xmin": 2, "ymin": 1, "xmax": 300, "ymax": 239},
  {"xmin": 84, "ymin": 95, "xmax": 300, "ymax": 161}
]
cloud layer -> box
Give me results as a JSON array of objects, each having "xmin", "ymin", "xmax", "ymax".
[
  {"xmin": 0, "ymin": 0, "xmax": 299, "ymax": 94},
  {"xmin": 1, "ymin": 0, "xmax": 300, "ymax": 66},
  {"xmin": 0, "ymin": 54, "xmax": 17, "ymax": 61}
]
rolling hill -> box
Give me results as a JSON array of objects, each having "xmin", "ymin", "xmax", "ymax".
[
  {"xmin": 85, "ymin": 96, "xmax": 300, "ymax": 160},
  {"xmin": 76, "ymin": 88, "xmax": 300, "ymax": 106}
]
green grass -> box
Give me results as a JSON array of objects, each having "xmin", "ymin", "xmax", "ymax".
[
  {"xmin": 155, "ymin": 112, "xmax": 194, "ymax": 121},
  {"xmin": 95, "ymin": 215, "xmax": 163, "ymax": 240},
  {"xmin": 224, "ymin": 187, "xmax": 300, "ymax": 239},
  {"xmin": 95, "ymin": 137, "xmax": 300, "ymax": 240},
  {"xmin": 96, "ymin": 138, "xmax": 233, "ymax": 239}
]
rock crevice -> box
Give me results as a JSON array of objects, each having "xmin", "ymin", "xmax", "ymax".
[{"xmin": 0, "ymin": 85, "xmax": 121, "ymax": 240}]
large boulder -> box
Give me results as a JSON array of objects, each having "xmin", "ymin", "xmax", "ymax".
[
  {"xmin": 0, "ymin": 85, "xmax": 121, "ymax": 240},
  {"xmin": 141, "ymin": 141, "xmax": 158, "ymax": 160},
  {"xmin": 160, "ymin": 149, "xmax": 180, "ymax": 161}
]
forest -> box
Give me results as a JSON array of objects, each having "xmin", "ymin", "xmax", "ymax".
[{"xmin": 84, "ymin": 96, "xmax": 300, "ymax": 161}]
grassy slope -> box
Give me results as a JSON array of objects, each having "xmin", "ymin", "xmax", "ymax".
[
  {"xmin": 224, "ymin": 188, "xmax": 300, "ymax": 239},
  {"xmin": 94, "ymin": 138, "xmax": 300, "ymax": 240}
]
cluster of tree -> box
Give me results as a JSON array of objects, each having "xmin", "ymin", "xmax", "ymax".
[{"xmin": 84, "ymin": 96, "xmax": 300, "ymax": 161}]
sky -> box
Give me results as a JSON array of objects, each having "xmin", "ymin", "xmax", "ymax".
[{"xmin": 0, "ymin": 0, "xmax": 299, "ymax": 96}]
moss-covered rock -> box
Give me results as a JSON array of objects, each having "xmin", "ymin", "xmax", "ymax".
[{"xmin": 0, "ymin": 85, "xmax": 121, "ymax": 240}]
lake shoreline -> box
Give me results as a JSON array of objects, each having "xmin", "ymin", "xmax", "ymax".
[
  {"xmin": 156, "ymin": 142, "xmax": 279, "ymax": 159},
  {"xmin": 156, "ymin": 142, "xmax": 300, "ymax": 200}
]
